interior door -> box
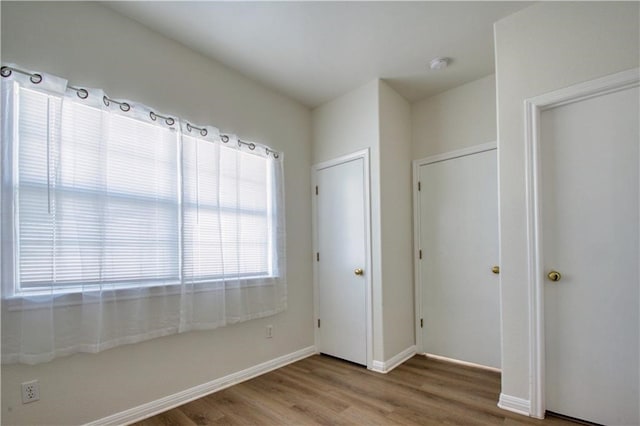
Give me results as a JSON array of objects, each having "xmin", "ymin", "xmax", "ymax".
[
  {"xmin": 542, "ymin": 86, "xmax": 639, "ymax": 425},
  {"xmin": 316, "ymin": 156, "xmax": 367, "ymax": 365},
  {"xmin": 419, "ymin": 149, "xmax": 501, "ymax": 369}
]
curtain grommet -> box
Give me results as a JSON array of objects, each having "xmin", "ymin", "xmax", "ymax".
[
  {"xmin": 151, "ymin": 111, "xmax": 174, "ymax": 126},
  {"xmin": 30, "ymin": 73, "xmax": 43, "ymax": 84},
  {"xmin": 76, "ymin": 88, "xmax": 89, "ymax": 99},
  {"xmin": 188, "ymin": 123, "xmax": 208, "ymax": 137}
]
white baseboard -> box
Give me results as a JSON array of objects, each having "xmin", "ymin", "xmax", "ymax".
[
  {"xmin": 85, "ymin": 345, "xmax": 317, "ymax": 426},
  {"xmin": 498, "ymin": 393, "xmax": 531, "ymax": 417},
  {"xmin": 370, "ymin": 345, "xmax": 416, "ymax": 374},
  {"xmin": 423, "ymin": 353, "xmax": 501, "ymax": 373}
]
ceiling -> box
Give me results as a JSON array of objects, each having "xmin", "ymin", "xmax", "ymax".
[{"xmin": 106, "ymin": 1, "xmax": 532, "ymax": 108}]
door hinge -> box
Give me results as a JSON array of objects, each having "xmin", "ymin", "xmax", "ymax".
[
  {"xmin": 419, "ymin": 249, "xmax": 422, "ymax": 259},
  {"xmin": 418, "ymin": 181, "xmax": 421, "ymax": 191},
  {"xmin": 317, "ymin": 319, "xmax": 321, "ymax": 328},
  {"xmin": 420, "ymin": 318, "xmax": 423, "ymax": 328},
  {"xmin": 316, "ymin": 252, "xmax": 320, "ymax": 262},
  {"xmin": 315, "ymin": 185, "xmax": 318, "ymax": 195}
]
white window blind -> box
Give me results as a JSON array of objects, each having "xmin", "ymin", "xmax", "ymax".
[
  {"xmin": 182, "ymin": 135, "xmax": 273, "ymax": 281},
  {"xmin": 16, "ymin": 88, "xmax": 180, "ymax": 293},
  {"xmin": 1, "ymin": 66, "xmax": 286, "ymax": 365},
  {"xmin": 9, "ymin": 84, "xmax": 280, "ymax": 295}
]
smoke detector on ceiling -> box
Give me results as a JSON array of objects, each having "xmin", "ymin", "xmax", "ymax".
[{"xmin": 429, "ymin": 57, "xmax": 450, "ymax": 70}]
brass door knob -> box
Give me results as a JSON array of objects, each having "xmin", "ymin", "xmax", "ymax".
[
  {"xmin": 354, "ymin": 268, "xmax": 364, "ymax": 276},
  {"xmin": 547, "ymin": 271, "xmax": 562, "ymax": 282},
  {"xmin": 491, "ymin": 266, "xmax": 500, "ymax": 274}
]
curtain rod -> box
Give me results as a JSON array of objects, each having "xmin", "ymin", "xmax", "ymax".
[{"xmin": 1, "ymin": 65, "xmax": 280, "ymax": 159}]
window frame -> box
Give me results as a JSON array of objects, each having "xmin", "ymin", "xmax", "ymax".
[{"xmin": 3, "ymin": 84, "xmax": 279, "ymax": 299}]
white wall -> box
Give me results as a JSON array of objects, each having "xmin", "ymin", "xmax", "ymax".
[
  {"xmin": 378, "ymin": 81, "xmax": 414, "ymax": 359},
  {"xmin": 311, "ymin": 81, "xmax": 385, "ymax": 361},
  {"xmin": 410, "ymin": 75, "xmax": 499, "ymax": 368},
  {"xmin": 494, "ymin": 1, "xmax": 640, "ymax": 403},
  {"xmin": 0, "ymin": 2, "xmax": 313, "ymax": 425},
  {"xmin": 311, "ymin": 80, "xmax": 414, "ymax": 363},
  {"xmin": 311, "ymin": 80, "xmax": 380, "ymax": 165},
  {"xmin": 412, "ymin": 74, "xmax": 496, "ymax": 159}
]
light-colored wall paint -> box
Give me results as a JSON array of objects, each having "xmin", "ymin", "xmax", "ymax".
[
  {"xmin": 412, "ymin": 74, "xmax": 496, "ymax": 159},
  {"xmin": 311, "ymin": 80, "xmax": 385, "ymax": 361},
  {"xmin": 311, "ymin": 80, "xmax": 414, "ymax": 363},
  {"xmin": 378, "ymin": 81, "xmax": 414, "ymax": 359},
  {"xmin": 410, "ymin": 75, "xmax": 499, "ymax": 369},
  {"xmin": 311, "ymin": 80, "xmax": 380, "ymax": 165},
  {"xmin": 1, "ymin": 2, "xmax": 313, "ymax": 425},
  {"xmin": 494, "ymin": 1, "xmax": 640, "ymax": 401}
]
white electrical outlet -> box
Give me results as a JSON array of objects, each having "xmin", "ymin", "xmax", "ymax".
[
  {"xmin": 266, "ymin": 325, "xmax": 273, "ymax": 338},
  {"xmin": 21, "ymin": 380, "xmax": 40, "ymax": 404}
]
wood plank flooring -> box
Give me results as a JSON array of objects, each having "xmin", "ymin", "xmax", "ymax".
[{"xmin": 134, "ymin": 354, "xmax": 577, "ymax": 426}]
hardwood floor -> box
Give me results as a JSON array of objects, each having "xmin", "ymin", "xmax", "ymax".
[{"xmin": 134, "ymin": 354, "xmax": 577, "ymax": 426}]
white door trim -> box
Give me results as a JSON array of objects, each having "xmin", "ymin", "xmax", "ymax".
[
  {"xmin": 412, "ymin": 142, "xmax": 497, "ymax": 354},
  {"xmin": 311, "ymin": 149, "xmax": 373, "ymax": 369},
  {"xmin": 523, "ymin": 67, "xmax": 639, "ymax": 419}
]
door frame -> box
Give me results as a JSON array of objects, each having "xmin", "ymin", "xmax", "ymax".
[
  {"xmin": 412, "ymin": 142, "xmax": 497, "ymax": 354},
  {"xmin": 312, "ymin": 149, "xmax": 373, "ymax": 369},
  {"xmin": 523, "ymin": 68, "xmax": 639, "ymax": 419}
]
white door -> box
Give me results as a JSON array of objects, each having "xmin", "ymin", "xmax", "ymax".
[
  {"xmin": 542, "ymin": 86, "xmax": 639, "ymax": 425},
  {"xmin": 316, "ymin": 156, "xmax": 367, "ymax": 365},
  {"xmin": 418, "ymin": 149, "xmax": 501, "ymax": 368}
]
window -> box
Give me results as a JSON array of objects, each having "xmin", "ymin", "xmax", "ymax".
[
  {"xmin": 1, "ymin": 66, "xmax": 286, "ymax": 364},
  {"xmin": 15, "ymin": 88, "xmax": 180, "ymax": 294},
  {"xmin": 6, "ymin": 85, "xmax": 277, "ymax": 297},
  {"xmin": 182, "ymin": 136, "xmax": 275, "ymax": 282}
]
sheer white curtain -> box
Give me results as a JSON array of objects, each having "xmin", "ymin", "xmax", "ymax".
[{"xmin": 1, "ymin": 66, "xmax": 286, "ymax": 364}]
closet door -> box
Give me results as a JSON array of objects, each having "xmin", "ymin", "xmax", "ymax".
[
  {"xmin": 418, "ymin": 148, "xmax": 500, "ymax": 368},
  {"xmin": 315, "ymin": 155, "xmax": 368, "ymax": 365},
  {"xmin": 541, "ymin": 85, "xmax": 639, "ymax": 425}
]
